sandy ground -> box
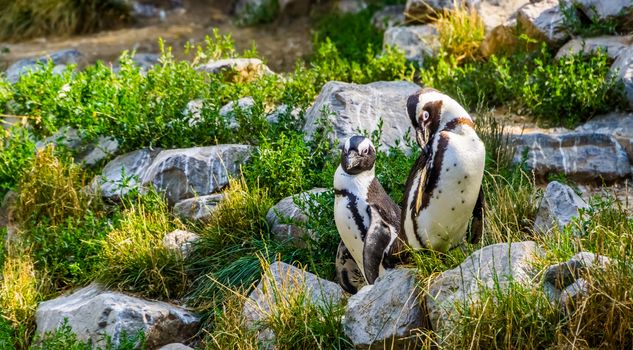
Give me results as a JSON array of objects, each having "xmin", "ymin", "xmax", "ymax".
[{"xmin": 0, "ymin": 0, "xmax": 313, "ymax": 72}]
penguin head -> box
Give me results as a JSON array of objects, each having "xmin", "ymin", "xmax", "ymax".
[
  {"xmin": 341, "ymin": 136, "xmax": 376, "ymax": 175},
  {"xmin": 407, "ymin": 88, "xmax": 471, "ymax": 148}
]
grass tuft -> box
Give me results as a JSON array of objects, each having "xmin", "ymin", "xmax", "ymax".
[{"xmin": 433, "ymin": 4, "xmax": 485, "ymax": 63}]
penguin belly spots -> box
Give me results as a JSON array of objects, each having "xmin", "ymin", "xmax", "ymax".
[{"xmin": 334, "ymin": 194, "xmax": 369, "ymax": 275}]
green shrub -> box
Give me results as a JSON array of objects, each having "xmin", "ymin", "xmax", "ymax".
[
  {"xmin": 314, "ymin": 9, "xmax": 382, "ymax": 63},
  {"xmin": 31, "ymin": 321, "xmax": 143, "ymax": 350},
  {"xmin": 0, "ymin": 127, "xmax": 36, "ymax": 197},
  {"xmin": 0, "ymin": 0, "xmax": 130, "ymax": 41}
]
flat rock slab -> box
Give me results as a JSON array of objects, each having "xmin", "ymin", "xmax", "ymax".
[
  {"xmin": 512, "ymin": 132, "xmax": 632, "ymax": 183},
  {"xmin": 303, "ymin": 81, "xmax": 420, "ymax": 152},
  {"xmin": 35, "ymin": 284, "xmax": 199, "ymax": 349},
  {"xmin": 343, "ymin": 268, "xmax": 424, "ymax": 349},
  {"xmin": 427, "ymin": 242, "xmax": 543, "ymax": 335},
  {"xmin": 533, "ymin": 181, "xmax": 589, "ymax": 234}
]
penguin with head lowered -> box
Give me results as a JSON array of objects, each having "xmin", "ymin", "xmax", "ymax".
[
  {"xmin": 334, "ymin": 135, "xmax": 403, "ymax": 292},
  {"xmin": 402, "ymin": 88, "xmax": 485, "ymax": 252}
]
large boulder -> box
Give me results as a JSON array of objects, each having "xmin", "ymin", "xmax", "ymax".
[
  {"xmin": 575, "ymin": 112, "xmax": 633, "ymax": 162},
  {"xmin": 555, "ymin": 35, "xmax": 633, "ymax": 60},
  {"xmin": 243, "ymin": 262, "xmax": 345, "ymax": 347},
  {"xmin": 426, "ymin": 242, "xmax": 544, "ymax": 334},
  {"xmin": 610, "ymin": 46, "xmax": 633, "ymax": 109},
  {"xmin": 142, "ymin": 145, "xmax": 252, "ymax": 205},
  {"xmin": 303, "ymin": 81, "xmax": 420, "ymax": 152},
  {"xmin": 35, "ymin": 284, "xmax": 199, "ymax": 349},
  {"xmin": 533, "ymin": 181, "xmax": 589, "ymax": 235},
  {"xmin": 343, "ymin": 268, "xmax": 425, "ymax": 349},
  {"xmin": 512, "ymin": 132, "xmax": 632, "ymax": 183},
  {"xmin": 5, "ymin": 49, "xmax": 83, "ymax": 84},
  {"xmin": 383, "ymin": 25, "xmax": 440, "ymax": 64},
  {"xmin": 36, "ymin": 127, "xmax": 119, "ymax": 166},
  {"xmin": 266, "ymin": 188, "xmax": 329, "ymax": 245},
  {"xmin": 516, "ymin": 0, "xmax": 569, "ymax": 49}
]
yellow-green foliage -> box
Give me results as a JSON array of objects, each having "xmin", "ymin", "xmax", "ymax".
[
  {"xmin": 97, "ymin": 192, "xmax": 188, "ymax": 299},
  {"xmin": 0, "ymin": 0, "xmax": 130, "ymax": 41},
  {"xmin": 202, "ymin": 295, "xmax": 260, "ymax": 350},
  {"xmin": 0, "ymin": 248, "xmax": 43, "ymax": 347},
  {"xmin": 16, "ymin": 146, "xmax": 96, "ymax": 226},
  {"xmin": 433, "ymin": 4, "xmax": 485, "ymax": 63}
]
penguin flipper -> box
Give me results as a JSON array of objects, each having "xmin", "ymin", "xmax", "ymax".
[
  {"xmin": 468, "ymin": 185, "xmax": 485, "ymax": 244},
  {"xmin": 363, "ymin": 222, "xmax": 393, "ymax": 284},
  {"xmin": 335, "ymin": 241, "xmax": 366, "ymax": 294}
]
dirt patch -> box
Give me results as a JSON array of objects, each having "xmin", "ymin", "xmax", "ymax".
[{"xmin": 0, "ymin": 0, "xmax": 313, "ymax": 72}]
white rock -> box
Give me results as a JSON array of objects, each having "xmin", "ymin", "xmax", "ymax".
[
  {"xmin": 303, "ymin": 81, "xmax": 420, "ymax": 152},
  {"xmin": 265, "ymin": 104, "xmax": 301, "ymax": 124},
  {"xmin": 94, "ymin": 148, "xmax": 161, "ymax": 200},
  {"xmin": 371, "ymin": 5, "xmax": 406, "ymax": 31},
  {"xmin": 35, "ymin": 284, "xmax": 199, "ymax": 349},
  {"xmin": 219, "ymin": 97, "xmax": 256, "ymax": 129},
  {"xmin": 533, "ymin": 181, "xmax": 589, "ymax": 234},
  {"xmin": 334, "ymin": 0, "xmax": 368, "ymax": 14},
  {"xmin": 572, "ymin": 0, "xmax": 633, "ymax": 29},
  {"xmin": 158, "ymin": 344, "xmax": 193, "ymax": 350},
  {"xmin": 474, "ymin": 0, "xmax": 529, "ymax": 33},
  {"xmin": 427, "ymin": 242, "xmax": 543, "ymax": 335},
  {"xmin": 163, "ymin": 229, "xmax": 200, "ymax": 257},
  {"xmin": 196, "ymin": 58, "xmax": 273, "ymax": 77},
  {"xmin": 383, "ymin": 25, "xmax": 440, "ymax": 64},
  {"xmin": 556, "ymin": 35, "xmax": 633, "ymax": 60},
  {"xmin": 343, "ymin": 268, "xmax": 424, "ymax": 349},
  {"xmin": 517, "ymin": 0, "xmax": 570, "ymax": 48}
]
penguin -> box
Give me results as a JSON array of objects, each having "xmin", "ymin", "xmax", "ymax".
[
  {"xmin": 333, "ymin": 135, "xmax": 402, "ymax": 285},
  {"xmin": 335, "ymin": 241, "xmax": 366, "ymax": 294},
  {"xmin": 402, "ymin": 88, "xmax": 485, "ymax": 252}
]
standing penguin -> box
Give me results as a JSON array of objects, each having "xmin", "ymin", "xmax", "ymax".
[
  {"xmin": 334, "ymin": 136, "xmax": 402, "ymax": 286},
  {"xmin": 402, "ymin": 88, "xmax": 485, "ymax": 252}
]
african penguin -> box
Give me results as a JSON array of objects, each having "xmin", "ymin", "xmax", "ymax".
[
  {"xmin": 335, "ymin": 241, "xmax": 366, "ymax": 294},
  {"xmin": 334, "ymin": 135, "xmax": 402, "ymax": 285},
  {"xmin": 402, "ymin": 88, "xmax": 485, "ymax": 252}
]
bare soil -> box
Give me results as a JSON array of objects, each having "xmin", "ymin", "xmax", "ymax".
[{"xmin": 0, "ymin": 0, "xmax": 314, "ymax": 72}]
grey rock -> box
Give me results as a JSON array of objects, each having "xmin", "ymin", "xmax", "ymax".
[
  {"xmin": 132, "ymin": 52, "xmax": 160, "ymax": 72},
  {"xmin": 265, "ymin": 104, "xmax": 302, "ymax": 124},
  {"xmin": 173, "ymin": 194, "xmax": 224, "ymax": 222},
  {"xmin": 5, "ymin": 49, "xmax": 82, "ymax": 83},
  {"xmin": 480, "ymin": 18, "xmax": 519, "ymax": 58},
  {"xmin": 243, "ymin": 262, "xmax": 345, "ymax": 346},
  {"xmin": 343, "ymin": 268, "xmax": 424, "ymax": 349},
  {"xmin": 533, "ymin": 181, "xmax": 589, "ymax": 234},
  {"xmin": 560, "ymin": 278, "xmax": 589, "ymax": 312},
  {"xmin": 163, "ymin": 229, "xmax": 200, "ymax": 257},
  {"xmin": 575, "ymin": 112, "xmax": 633, "ymax": 162},
  {"xmin": 219, "ymin": 97, "xmax": 256, "ymax": 130},
  {"xmin": 266, "ymin": 188, "xmax": 328, "ymax": 245},
  {"xmin": 610, "ymin": 46, "xmax": 633, "ymax": 109},
  {"xmin": 158, "ymin": 344, "xmax": 193, "ymax": 350},
  {"xmin": 572, "ymin": 0, "xmax": 633, "ymax": 30},
  {"xmin": 474, "ymin": 0, "xmax": 529, "ymax": 33},
  {"xmin": 556, "ymin": 35, "xmax": 633, "ymax": 60},
  {"xmin": 36, "ymin": 127, "xmax": 119, "ymax": 166},
  {"xmin": 517, "ymin": 0, "xmax": 569, "ymax": 48},
  {"xmin": 383, "ymin": 25, "xmax": 440, "ymax": 64},
  {"xmin": 94, "ymin": 148, "xmax": 161, "ymax": 200},
  {"xmin": 142, "ymin": 145, "xmax": 252, "ymax": 205},
  {"xmin": 512, "ymin": 132, "xmax": 632, "ymax": 183},
  {"xmin": 35, "ymin": 284, "xmax": 199, "ymax": 349},
  {"xmin": 543, "ymin": 252, "xmax": 610, "ymax": 291},
  {"xmin": 303, "ymin": 81, "xmax": 420, "ymax": 152},
  {"xmin": 335, "ymin": 0, "xmax": 368, "ymax": 14},
  {"xmin": 371, "ymin": 5, "xmax": 406, "ymax": 31},
  {"xmin": 196, "ymin": 58, "xmax": 273, "ymax": 77},
  {"xmin": 427, "ymin": 242, "xmax": 543, "ymax": 334}
]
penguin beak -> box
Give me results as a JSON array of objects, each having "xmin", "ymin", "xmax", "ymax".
[{"xmin": 343, "ymin": 152, "xmax": 360, "ymax": 170}]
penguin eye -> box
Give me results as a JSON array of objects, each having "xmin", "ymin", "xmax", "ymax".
[
  {"xmin": 422, "ymin": 110, "xmax": 430, "ymax": 122},
  {"xmin": 361, "ymin": 148, "xmax": 369, "ymax": 156}
]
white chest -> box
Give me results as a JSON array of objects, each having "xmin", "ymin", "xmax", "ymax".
[{"xmin": 404, "ymin": 131, "xmax": 485, "ymax": 251}]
